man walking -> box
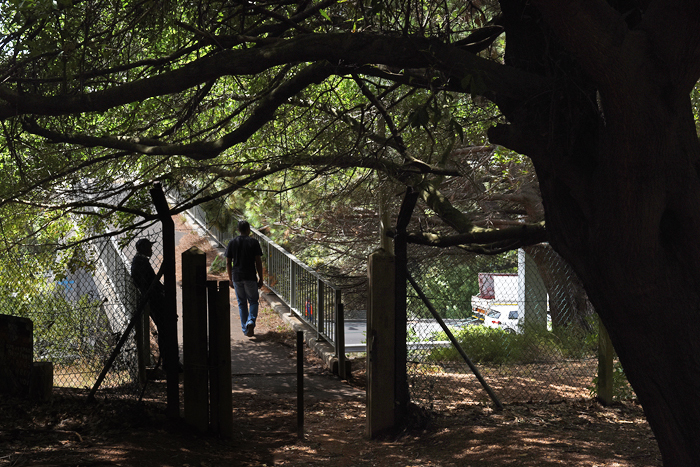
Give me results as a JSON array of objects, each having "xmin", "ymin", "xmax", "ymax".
[{"xmin": 225, "ymin": 220, "xmax": 264, "ymax": 337}]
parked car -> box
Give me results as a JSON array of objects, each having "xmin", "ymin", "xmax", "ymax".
[
  {"xmin": 482, "ymin": 305, "xmax": 552, "ymax": 334},
  {"xmin": 482, "ymin": 305, "xmax": 520, "ymax": 333}
]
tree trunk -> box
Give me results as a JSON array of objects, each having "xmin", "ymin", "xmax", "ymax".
[
  {"xmin": 534, "ymin": 81, "xmax": 700, "ymax": 467},
  {"xmin": 550, "ymin": 105, "xmax": 700, "ymax": 466},
  {"xmin": 492, "ymin": 2, "xmax": 700, "ymax": 464}
]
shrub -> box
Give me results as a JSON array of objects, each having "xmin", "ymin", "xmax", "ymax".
[
  {"xmin": 428, "ymin": 326, "xmax": 520, "ymax": 365},
  {"xmin": 427, "ymin": 323, "xmax": 597, "ymax": 366},
  {"xmin": 208, "ymin": 254, "xmax": 228, "ymax": 274},
  {"xmin": 589, "ymin": 361, "xmax": 636, "ymax": 401}
]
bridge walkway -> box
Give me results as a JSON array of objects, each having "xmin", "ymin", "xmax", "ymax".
[{"xmin": 173, "ymin": 212, "xmax": 364, "ymax": 402}]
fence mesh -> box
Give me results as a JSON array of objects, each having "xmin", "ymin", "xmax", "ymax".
[
  {"xmin": 2, "ymin": 201, "xmax": 607, "ymax": 410},
  {"xmin": 406, "ymin": 243, "xmax": 599, "ymax": 409},
  {"xmin": 0, "ymin": 235, "xmax": 163, "ymax": 398}
]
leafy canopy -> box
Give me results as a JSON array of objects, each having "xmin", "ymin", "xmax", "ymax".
[{"xmin": 0, "ymin": 0, "xmax": 545, "ymax": 261}]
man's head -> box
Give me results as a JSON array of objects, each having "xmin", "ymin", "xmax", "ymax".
[
  {"xmin": 238, "ymin": 220, "xmax": 251, "ymax": 235},
  {"xmin": 135, "ymin": 238, "xmax": 154, "ymax": 256}
]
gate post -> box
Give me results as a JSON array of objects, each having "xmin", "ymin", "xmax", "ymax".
[
  {"xmin": 208, "ymin": 280, "xmax": 233, "ymax": 437},
  {"xmin": 598, "ymin": 321, "xmax": 614, "ymax": 405},
  {"xmin": 182, "ymin": 246, "xmax": 209, "ymax": 432},
  {"xmin": 367, "ymin": 249, "xmax": 396, "ymax": 438}
]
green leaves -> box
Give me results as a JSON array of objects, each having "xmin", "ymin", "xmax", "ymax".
[
  {"xmin": 0, "ymin": 0, "xmax": 525, "ymax": 279},
  {"xmin": 408, "ymin": 106, "xmax": 431, "ymax": 128}
]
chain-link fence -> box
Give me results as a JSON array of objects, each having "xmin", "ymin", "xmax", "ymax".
[
  {"xmin": 0, "ymin": 234, "xmax": 163, "ymax": 398},
  {"xmin": 406, "ymin": 243, "xmax": 599, "ymax": 409},
  {"xmin": 173, "ymin": 188, "xmax": 352, "ymax": 364}
]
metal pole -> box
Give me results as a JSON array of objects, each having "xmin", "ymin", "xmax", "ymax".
[
  {"xmin": 407, "ymin": 272, "xmax": 503, "ymax": 410},
  {"xmin": 335, "ymin": 290, "xmax": 346, "ymax": 380},
  {"xmin": 88, "ymin": 269, "xmax": 164, "ymax": 402},
  {"xmin": 297, "ymin": 330, "xmax": 304, "ymax": 439}
]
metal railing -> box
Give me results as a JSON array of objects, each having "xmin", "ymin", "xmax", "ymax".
[
  {"xmin": 253, "ymin": 231, "xmax": 344, "ymax": 348},
  {"xmin": 176, "ymin": 192, "xmax": 346, "ymax": 373}
]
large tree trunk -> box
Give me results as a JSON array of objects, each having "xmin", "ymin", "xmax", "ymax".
[
  {"xmin": 547, "ymin": 99, "xmax": 700, "ymax": 466},
  {"xmin": 491, "ymin": 1, "xmax": 700, "ymax": 464}
]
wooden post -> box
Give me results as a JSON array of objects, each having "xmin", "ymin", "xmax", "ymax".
[
  {"xmin": 150, "ymin": 182, "xmax": 180, "ymax": 418},
  {"xmin": 30, "ymin": 362, "xmax": 53, "ymax": 401},
  {"xmin": 367, "ymin": 249, "xmax": 396, "ymax": 438},
  {"xmin": 598, "ymin": 320, "xmax": 614, "ymax": 405},
  {"xmin": 182, "ymin": 246, "xmax": 209, "ymax": 431},
  {"xmin": 0, "ymin": 314, "xmax": 33, "ymax": 396},
  {"xmin": 208, "ymin": 280, "xmax": 232, "ymax": 438}
]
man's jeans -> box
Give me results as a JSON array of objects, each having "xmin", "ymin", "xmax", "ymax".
[{"xmin": 233, "ymin": 280, "xmax": 259, "ymax": 334}]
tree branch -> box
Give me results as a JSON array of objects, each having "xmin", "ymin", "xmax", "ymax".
[
  {"xmin": 21, "ymin": 62, "xmax": 336, "ymax": 160},
  {"xmin": 400, "ymin": 221, "xmax": 547, "ymax": 249},
  {"xmin": 415, "ymin": 177, "xmax": 475, "ymax": 233},
  {"xmin": 0, "ymin": 33, "xmax": 549, "ymax": 119}
]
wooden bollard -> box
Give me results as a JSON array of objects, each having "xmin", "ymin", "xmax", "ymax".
[{"xmin": 30, "ymin": 362, "xmax": 53, "ymax": 401}]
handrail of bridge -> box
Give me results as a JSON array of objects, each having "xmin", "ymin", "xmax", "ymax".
[
  {"xmin": 175, "ymin": 194, "xmax": 346, "ymax": 376},
  {"xmin": 91, "ymin": 235, "xmax": 138, "ymax": 333}
]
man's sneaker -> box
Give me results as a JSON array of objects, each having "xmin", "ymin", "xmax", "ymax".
[{"xmin": 245, "ymin": 322, "xmax": 255, "ymax": 337}]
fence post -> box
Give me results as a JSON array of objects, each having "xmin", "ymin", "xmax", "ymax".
[
  {"xmin": 317, "ymin": 279, "xmax": 325, "ymax": 337},
  {"xmin": 182, "ymin": 246, "xmax": 209, "ymax": 432},
  {"xmin": 367, "ymin": 249, "xmax": 396, "ymax": 438},
  {"xmin": 208, "ymin": 280, "xmax": 232, "ymax": 437},
  {"xmin": 598, "ymin": 320, "xmax": 614, "ymax": 405},
  {"xmin": 334, "ymin": 289, "xmax": 346, "ymax": 379}
]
